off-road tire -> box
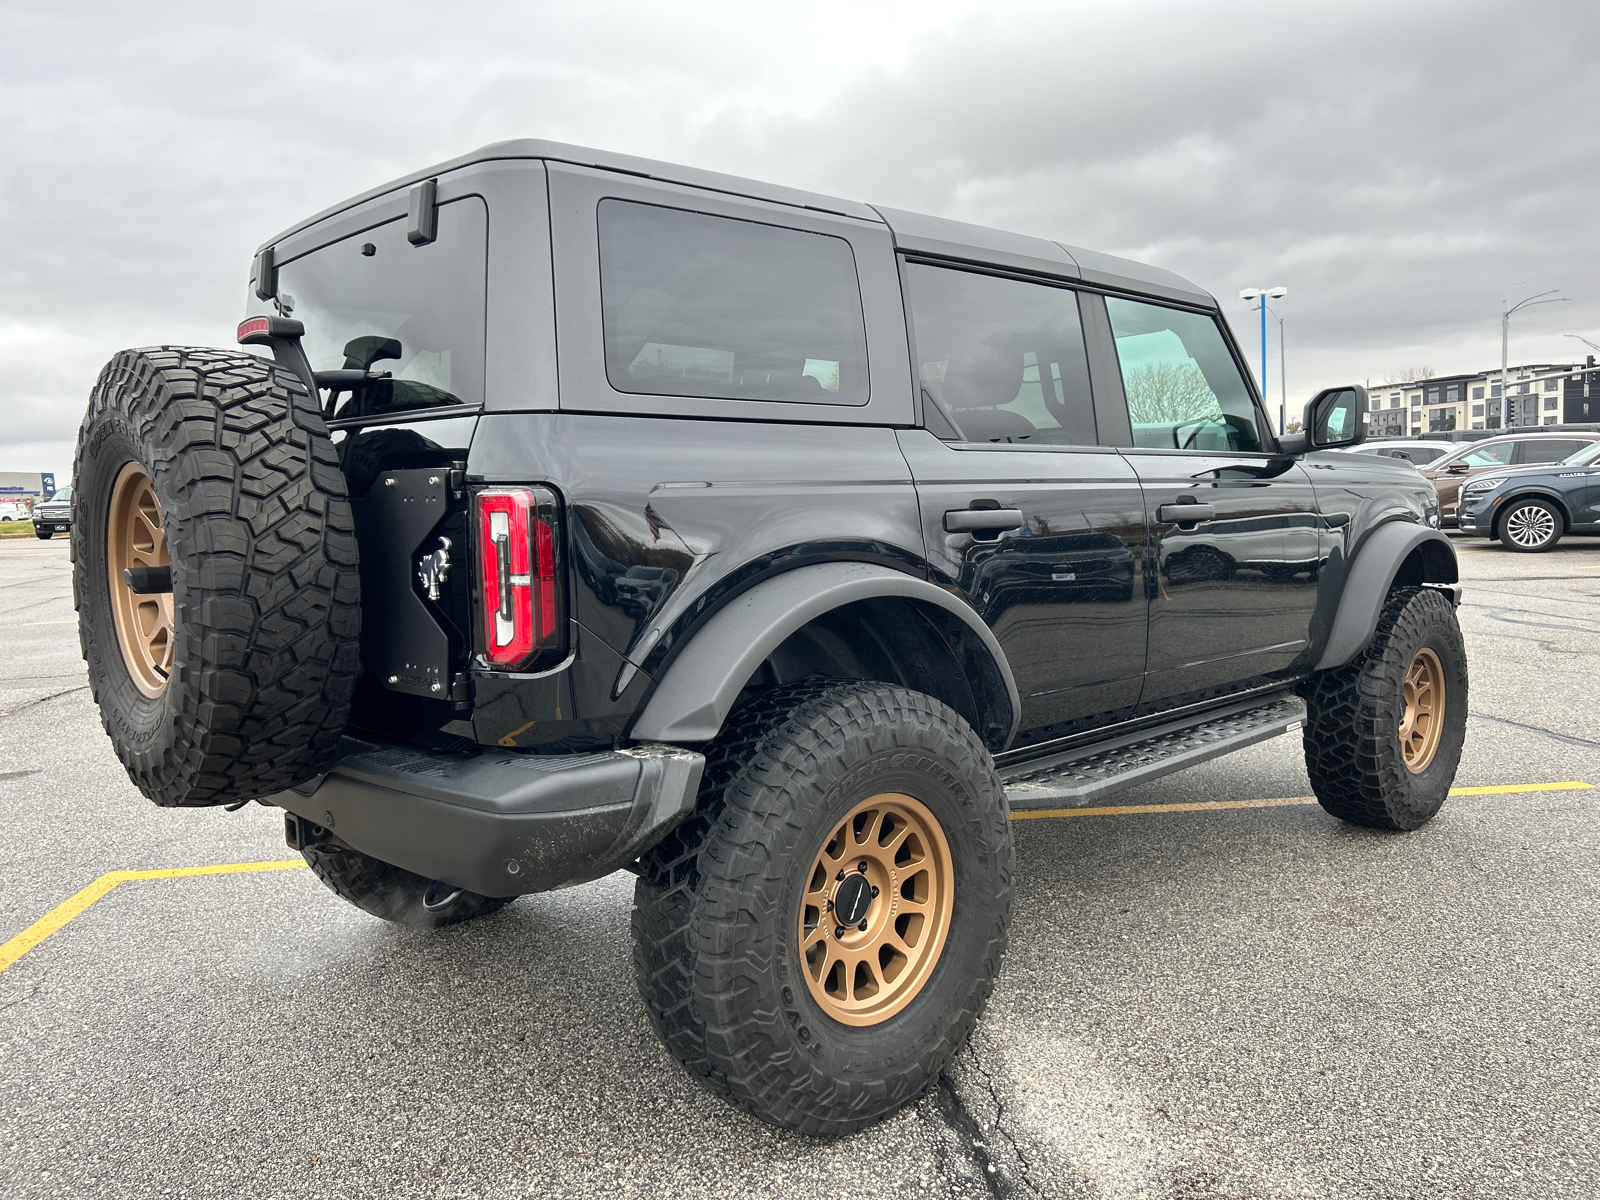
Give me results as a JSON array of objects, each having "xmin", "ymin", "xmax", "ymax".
[
  {"xmin": 631, "ymin": 679, "xmax": 1013, "ymax": 1137},
  {"xmin": 1300, "ymin": 587, "xmax": 1467, "ymax": 830},
  {"xmin": 73, "ymin": 347, "xmax": 361, "ymax": 807},
  {"xmin": 1495, "ymin": 496, "xmax": 1564, "ymax": 552},
  {"xmin": 301, "ymin": 843, "xmax": 513, "ymax": 929}
]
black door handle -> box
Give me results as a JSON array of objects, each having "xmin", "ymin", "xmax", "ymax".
[
  {"xmin": 944, "ymin": 508, "xmax": 1025, "ymax": 533},
  {"xmin": 1156, "ymin": 503, "xmax": 1216, "ymax": 523}
]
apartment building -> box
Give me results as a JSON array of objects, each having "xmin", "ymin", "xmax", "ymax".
[{"xmin": 1366, "ymin": 360, "xmax": 1600, "ymax": 435}]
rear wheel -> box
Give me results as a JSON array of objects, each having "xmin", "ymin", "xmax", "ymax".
[
  {"xmin": 301, "ymin": 843, "xmax": 513, "ymax": 929},
  {"xmin": 1300, "ymin": 587, "xmax": 1467, "ymax": 830},
  {"xmin": 1497, "ymin": 497, "xmax": 1563, "ymax": 552},
  {"xmin": 631, "ymin": 679, "xmax": 1013, "ymax": 1137}
]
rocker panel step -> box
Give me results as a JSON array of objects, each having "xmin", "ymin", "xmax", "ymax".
[{"xmin": 1001, "ymin": 695, "xmax": 1306, "ymax": 810}]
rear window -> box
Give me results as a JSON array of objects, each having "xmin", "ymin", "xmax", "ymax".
[
  {"xmin": 597, "ymin": 199, "xmax": 869, "ymax": 405},
  {"xmin": 275, "ymin": 197, "xmax": 488, "ymax": 419},
  {"xmin": 1520, "ymin": 439, "xmax": 1585, "ymax": 463}
]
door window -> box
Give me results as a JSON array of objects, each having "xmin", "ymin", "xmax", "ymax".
[
  {"xmin": 597, "ymin": 199, "xmax": 869, "ymax": 405},
  {"xmin": 1517, "ymin": 439, "xmax": 1584, "ymax": 464},
  {"xmin": 1450, "ymin": 443, "xmax": 1515, "ymax": 468},
  {"xmin": 1104, "ymin": 297, "xmax": 1263, "ymax": 453},
  {"xmin": 903, "ymin": 263, "xmax": 1095, "ymax": 445}
]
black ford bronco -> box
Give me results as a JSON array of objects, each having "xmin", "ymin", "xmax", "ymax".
[{"xmin": 73, "ymin": 140, "xmax": 1466, "ymax": 1137}]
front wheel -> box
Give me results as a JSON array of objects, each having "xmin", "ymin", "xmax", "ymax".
[
  {"xmin": 632, "ymin": 680, "xmax": 1013, "ymax": 1137},
  {"xmin": 34, "ymin": 529, "xmax": 52, "ymax": 540},
  {"xmin": 1497, "ymin": 497, "xmax": 1563, "ymax": 552},
  {"xmin": 1300, "ymin": 587, "xmax": 1468, "ymax": 830}
]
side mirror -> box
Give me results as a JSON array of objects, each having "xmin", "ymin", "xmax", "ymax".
[
  {"xmin": 1445, "ymin": 461, "xmax": 1471, "ymax": 474},
  {"xmin": 1297, "ymin": 385, "xmax": 1367, "ymax": 451}
]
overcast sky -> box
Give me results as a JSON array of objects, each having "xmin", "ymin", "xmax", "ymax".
[{"xmin": 3, "ymin": 0, "xmax": 1597, "ymax": 476}]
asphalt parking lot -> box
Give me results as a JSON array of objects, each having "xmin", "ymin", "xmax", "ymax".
[{"xmin": 1, "ymin": 533, "xmax": 1597, "ymax": 1200}]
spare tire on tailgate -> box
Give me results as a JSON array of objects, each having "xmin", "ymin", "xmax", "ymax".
[{"xmin": 73, "ymin": 347, "xmax": 361, "ymax": 807}]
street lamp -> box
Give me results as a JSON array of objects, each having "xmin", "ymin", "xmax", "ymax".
[
  {"xmin": 1240, "ymin": 287, "xmax": 1288, "ymax": 432},
  {"xmin": 1501, "ymin": 287, "xmax": 1567, "ymax": 427},
  {"xmin": 1266, "ymin": 304, "xmax": 1287, "ymax": 435}
]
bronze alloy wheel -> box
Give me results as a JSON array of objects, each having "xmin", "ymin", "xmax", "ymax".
[
  {"xmin": 798, "ymin": 792, "xmax": 955, "ymax": 1026},
  {"xmin": 1399, "ymin": 647, "xmax": 1446, "ymax": 773},
  {"xmin": 106, "ymin": 462, "xmax": 173, "ymax": 698}
]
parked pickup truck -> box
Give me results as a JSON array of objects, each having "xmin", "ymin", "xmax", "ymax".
[{"xmin": 73, "ymin": 140, "xmax": 1466, "ymax": 1138}]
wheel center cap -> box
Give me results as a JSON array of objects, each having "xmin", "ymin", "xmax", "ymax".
[{"xmin": 834, "ymin": 874, "xmax": 872, "ymax": 926}]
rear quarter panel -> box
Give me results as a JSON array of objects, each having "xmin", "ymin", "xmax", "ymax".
[{"xmin": 469, "ymin": 412, "xmax": 927, "ymax": 683}]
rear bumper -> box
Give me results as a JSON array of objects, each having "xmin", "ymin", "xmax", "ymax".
[{"xmin": 272, "ymin": 739, "xmax": 705, "ymax": 898}]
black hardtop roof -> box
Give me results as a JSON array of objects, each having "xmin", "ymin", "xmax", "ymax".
[{"xmin": 260, "ymin": 139, "xmax": 1214, "ymax": 308}]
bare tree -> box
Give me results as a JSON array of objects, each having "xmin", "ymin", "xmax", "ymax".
[
  {"xmin": 1123, "ymin": 361, "xmax": 1220, "ymax": 425},
  {"xmin": 1384, "ymin": 366, "xmax": 1435, "ymax": 384}
]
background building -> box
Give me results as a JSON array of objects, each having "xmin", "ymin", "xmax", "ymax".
[
  {"xmin": 1366, "ymin": 360, "xmax": 1600, "ymax": 436},
  {"xmin": 0, "ymin": 471, "xmax": 56, "ymax": 501}
]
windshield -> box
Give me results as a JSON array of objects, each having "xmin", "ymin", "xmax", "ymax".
[
  {"xmin": 1564, "ymin": 441, "xmax": 1600, "ymax": 465},
  {"xmin": 272, "ymin": 197, "xmax": 487, "ymax": 421},
  {"xmin": 49, "ymin": 487, "xmax": 72, "ymax": 502}
]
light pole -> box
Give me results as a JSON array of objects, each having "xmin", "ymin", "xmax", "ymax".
[
  {"xmin": 1501, "ymin": 287, "xmax": 1567, "ymax": 427},
  {"xmin": 1240, "ymin": 287, "xmax": 1288, "ymax": 430},
  {"xmin": 1266, "ymin": 305, "xmax": 1287, "ymax": 434}
]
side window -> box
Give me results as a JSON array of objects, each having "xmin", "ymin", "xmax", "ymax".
[
  {"xmin": 1459, "ymin": 443, "xmax": 1515, "ymax": 467},
  {"xmin": 903, "ymin": 262, "xmax": 1095, "ymax": 446},
  {"xmin": 279, "ymin": 197, "xmax": 488, "ymax": 420},
  {"xmin": 1518, "ymin": 439, "xmax": 1583, "ymax": 464},
  {"xmin": 1105, "ymin": 297, "xmax": 1263, "ymax": 453},
  {"xmin": 597, "ymin": 199, "xmax": 869, "ymax": 405}
]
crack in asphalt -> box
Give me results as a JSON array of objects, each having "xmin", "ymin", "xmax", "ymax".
[
  {"xmin": 0, "ymin": 685, "xmax": 89, "ymax": 721},
  {"xmin": 1468, "ymin": 629, "xmax": 1584, "ymax": 654},
  {"xmin": 963, "ymin": 1052, "xmax": 1048, "ymax": 1199},
  {"xmin": 1467, "ymin": 605, "xmax": 1600, "ymax": 636},
  {"xmin": 1470, "ymin": 712, "xmax": 1600, "ymax": 750},
  {"xmin": 918, "ymin": 1053, "xmax": 1051, "ymax": 1200},
  {"xmin": 924, "ymin": 1070, "xmax": 1014, "ymax": 1199}
]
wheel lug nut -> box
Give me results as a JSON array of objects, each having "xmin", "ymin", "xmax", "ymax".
[
  {"xmin": 858, "ymin": 921, "xmax": 868, "ymax": 932},
  {"xmin": 834, "ymin": 926, "xmax": 846, "ymax": 939},
  {"xmin": 870, "ymin": 886, "xmax": 879, "ymax": 897},
  {"xmin": 857, "ymin": 861, "xmax": 868, "ymax": 874},
  {"xmin": 836, "ymin": 870, "xmax": 845, "ymax": 882}
]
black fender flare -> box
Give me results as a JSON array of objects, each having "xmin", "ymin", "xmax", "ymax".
[
  {"xmin": 1314, "ymin": 522, "xmax": 1459, "ymax": 671},
  {"xmin": 627, "ymin": 561, "xmax": 1021, "ymax": 748}
]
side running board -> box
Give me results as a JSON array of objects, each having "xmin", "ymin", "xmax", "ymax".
[{"xmin": 1001, "ymin": 694, "xmax": 1306, "ymax": 811}]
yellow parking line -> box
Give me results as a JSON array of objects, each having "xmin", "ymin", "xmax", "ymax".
[
  {"xmin": 1010, "ymin": 780, "xmax": 1594, "ymax": 821},
  {"xmin": 0, "ymin": 860, "xmax": 305, "ymax": 974},
  {"xmin": 5, "ymin": 781, "xmax": 1596, "ymax": 971}
]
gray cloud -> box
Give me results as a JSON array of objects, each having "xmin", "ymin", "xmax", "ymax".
[{"xmin": 3, "ymin": 0, "xmax": 1596, "ymax": 473}]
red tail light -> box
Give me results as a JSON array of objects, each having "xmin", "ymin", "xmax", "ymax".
[{"xmin": 477, "ymin": 487, "xmax": 562, "ymax": 668}]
